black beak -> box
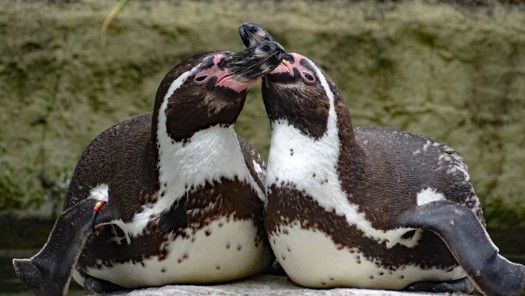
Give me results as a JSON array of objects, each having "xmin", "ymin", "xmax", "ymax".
[
  {"xmin": 239, "ymin": 22, "xmax": 276, "ymax": 47},
  {"xmin": 238, "ymin": 22, "xmax": 293, "ymax": 65},
  {"xmin": 221, "ymin": 40, "xmax": 286, "ymax": 82}
]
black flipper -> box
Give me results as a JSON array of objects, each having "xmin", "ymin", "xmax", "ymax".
[
  {"xmin": 13, "ymin": 198, "xmax": 115, "ymax": 296},
  {"xmin": 397, "ymin": 200, "xmax": 525, "ymax": 296},
  {"xmin": 405, "ymin": 277, "xmax": 473, "ymax": 293}
]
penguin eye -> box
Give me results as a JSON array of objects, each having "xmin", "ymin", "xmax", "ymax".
[
  {"xmin": 194, "ymin": 75, "xmax": 208, "ymax": 84},
  {"xmin": 302, "ymin": 72, "xmax": 316, "ymax": 83}
]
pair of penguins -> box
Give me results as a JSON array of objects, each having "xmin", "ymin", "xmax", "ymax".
[{"xmin": 13, "ymin": 23, "xmax": 525, "ymax": 296}]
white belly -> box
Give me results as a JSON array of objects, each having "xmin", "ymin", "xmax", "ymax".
[
  {"xmin": 76, "ymin": 217, "xmax": 271, "ymax": 288},
  {"xmin": 270, "ymin": 222, "xmax": 466, "ymax": 289}
]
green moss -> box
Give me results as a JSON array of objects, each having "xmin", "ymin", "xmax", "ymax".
[{"xmin": 1, "ymin": 0, "xmax": 525, "ymax": 225}]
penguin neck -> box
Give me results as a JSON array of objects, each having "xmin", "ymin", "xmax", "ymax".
[
  {"xmin": 266, "ymin": 81, "xmax": 364, "ymax": 190},
  {"xmin": 154, "ymin": 122, "xmax": 248, "ymax": 205}
]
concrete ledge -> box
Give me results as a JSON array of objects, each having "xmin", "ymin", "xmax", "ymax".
[{"xmin": 108, "ymin": 275, "xmax": 465, "ymax": 295}]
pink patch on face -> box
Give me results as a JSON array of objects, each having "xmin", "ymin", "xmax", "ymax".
[
  {"xmin": 270, "ymin": 53, "xmax": 314, "ymax": 79},
  {"xmin": 194, "ymin": 53, "xmax": 255, "ymax": 93},
  {"xmin": 216, "ymin": 76, "xmax": 257, "ymax": 93}
]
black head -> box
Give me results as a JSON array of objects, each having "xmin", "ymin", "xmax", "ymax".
[
  {"xmin": 153, "ymin": 41, "xmax": 286, "ymax": 142},
  {"xmin": 262, "ymin": 53, "xmax": 336, "ymax": 139}
]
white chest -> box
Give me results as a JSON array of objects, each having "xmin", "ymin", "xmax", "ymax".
[
  {"xmin": 81, "ymin": 216, "xmax": 270, "ymax": 288},
  {"xmin": 269, "ymin": 222, "xmax": 466, "ymax": 289}
]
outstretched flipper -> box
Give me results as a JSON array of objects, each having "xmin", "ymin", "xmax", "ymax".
[
  {"xmin": 13, "ymin": 198, "xmax": 114, "ymax": 296},
  {"xmin": 397, "ymin": 200, "xmax": 525, "ymax": 296}
]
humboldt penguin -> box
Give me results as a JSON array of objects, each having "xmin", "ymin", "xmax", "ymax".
[
  {"xmin": 13, "ymin": 40, "xmax": 286, "ymax": 296},
  {"xmin": 239, "ymin": 22, "xmax": 525, "ymax": 296}
]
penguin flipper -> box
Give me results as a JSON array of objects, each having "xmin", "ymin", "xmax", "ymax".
[
  {"xmin": 397, "ymin": 200, "xmax": 525, "ymax": 296},
  {"xmin": 13, "ymin": 198, "xmax": 113, "ymax": 296},
  {"xmin": 405, "ymin": 277, "xmax": 473, "ymax": 293}
]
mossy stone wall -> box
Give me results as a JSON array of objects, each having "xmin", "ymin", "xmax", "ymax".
[{"xmin": 1, "ymin": 1, "xmax": 524, "ymax": 225}]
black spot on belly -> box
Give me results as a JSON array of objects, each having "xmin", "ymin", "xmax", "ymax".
[
  {"xmin": 161, "ymin": 268, "xmax": 166, "ymax": 273},
  {"xmin": 237, "ymin": 245, "xmax": 242, "ymax": 251},
  {"xmin": 205, "ymin": 229, "xmax": 212, "ymax": 236},
  {"xmin": 321, "ymin": 282, "xmax": 326, "ymax": 286},
  {"xmin": 281, "ymin": 255, "xmax": 286, "ymax": 261},
  {"xmin": 226, "ymin": 242, "xmax": 231, "ymax": 249},
  {"xmin": 216, "ymin": 265, "xmax": 221, "ymax": 270},
  {"xmin": 290, "ymin": 149, "xmax": 294, "ymax": 156},
  {"xmin": 369, "ymin": 275, "xmax": 374, "ymax": 279}
]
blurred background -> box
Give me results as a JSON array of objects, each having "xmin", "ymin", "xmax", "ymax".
[{"xmin": 1, "ymin": 0, "xmax": 525, "ymax": 294}]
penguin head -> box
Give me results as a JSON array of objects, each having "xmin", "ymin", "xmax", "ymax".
[
  {"xmin": 154, "ymin": 41, "xmax": 285, "ymax": 142},
  {"xmin": 262, "ymin": 53, "xmax": 336, "ymax": 139}
]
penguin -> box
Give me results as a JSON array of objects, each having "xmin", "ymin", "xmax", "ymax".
[
  {"xmin": 12, "ymin": 40, "xmax": 286, "ymax": 296},
  {"xmin": 239, "ymin": 23, "xmax": 525, "ymax": 296}
]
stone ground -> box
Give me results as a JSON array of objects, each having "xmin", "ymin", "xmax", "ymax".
[{"xmin": 107, "ymin": 275, "xmax": 466, "ymax": 296}]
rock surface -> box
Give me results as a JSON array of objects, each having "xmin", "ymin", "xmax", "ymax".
[{"xmin": 108, "ymin": 275, "xmax": 464, "ymax": 296}]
